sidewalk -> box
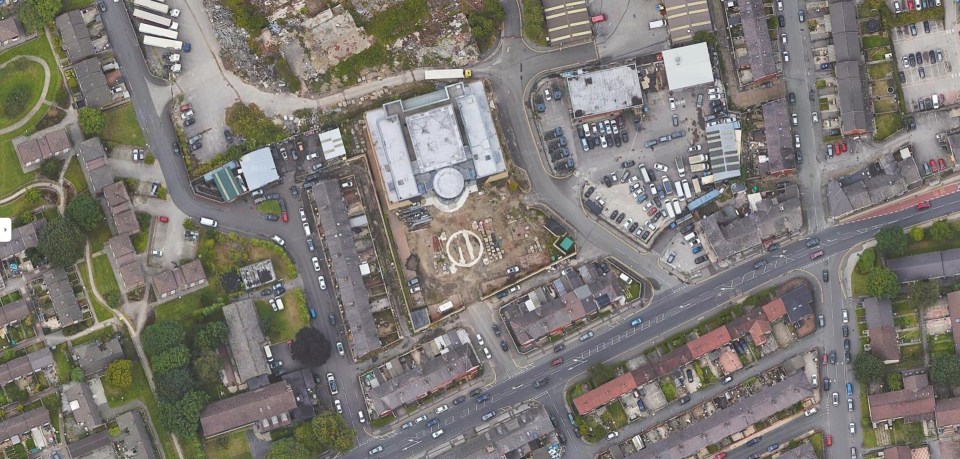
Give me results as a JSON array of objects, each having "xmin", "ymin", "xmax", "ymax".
[{"xmin": 841, "ymin": 177, "xmax": 960, "ymax": 224}]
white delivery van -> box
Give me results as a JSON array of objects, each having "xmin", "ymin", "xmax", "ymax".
[
  {"xmin": 199, "ymin": 217, "xmax": 218, "ymax": 227},
  {"xmin": 932, "ymin": 94, "xmax": 941, "ymax": 109},
  {"xmin": 274, "ymin": 297, "xmax": 285, "ymax": 311},
  {"xmin": 684, "ymin": 232, "xmax": 698, "ymax": 242},
  {"xmin": 649, "ymin": 19, "xmax": 666, "ymax": 29},
  {"xmin": 263, "ymin": 345, "xmax": 274, "ymax": 361}
]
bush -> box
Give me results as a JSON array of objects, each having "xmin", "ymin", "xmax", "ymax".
[
  {"xmin": 3, "ymin": 84, "xmax": 31, "ymax": 117},
  {"xmin": 867, "ymin": 267, "xmax": 900, "ymax": 299},
  {"xmin": 467, "ymin": 0, "xmax": 505, "ymax": 53},
  {"xmin": 222, "ymin": 0, "xmax": 267, "ymax": 35},
  {"xmin": 909, "ymin": 226, "xmax": 924, "ymax": 241},
  {"xmin": 225, "ymin": 103, "xmax": 286, "ymax": 151},
  {"xmin": 363, "ymin": 0, "xmax": 429, "ymax": 43},
  {"xmin": 520, "ymin": 0, "xmax": 547, "ymax": 45},
  {"xmin": 857, "ymin": 248, "xmax": 877, "ymax": 274},
  {"xmin": 104, "ymin": 359, "xmax": 132, "ymax": 389},
  {"xmin": 38, "ymin": 158, "xmax": 63, "ymax": 181}
]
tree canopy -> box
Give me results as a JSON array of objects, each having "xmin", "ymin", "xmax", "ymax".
[
  {"xmin": 909, "ymin": 226, "xmax": 924, "ymax": 242},
  {"xmin": 266, "ymin": 438, "xmax": 312, "ymax": 459},
  {"xmin": 152, "ymin": 345, "xmax": 191, "ymax": 374},
  {"xmin": 875, "ymin": 225, "xmax": 909, "ymax": 257},
  {"xmin": 294, "ymin": 411, "xmax": 356, "ymax": 453},
  {"xmin": 908, "ymin": 280, "xmax": 940, "ymax": 309},
  {"xmin": 38, "ymin": 158, "xmax": 63, "ymax": 181},
  {"xmin": 154, "ymin": 368, "xmax": 197, "ymax": 403},
  {"xmin": 78, "ymin": 107, "xmax": 107, "ymax": 137},
  {"xmin": 225, "ymin": 102, "xmax": 286, "ymax": 150},
  {"xmin": 857, "ymin": 248, "xmax": 877, "ymax": 274},
  {"xmin": 18, "ymin": 0, "xmax": 61, "ymax": 33},
  {"xmin": 65, "ymin": 193, "xmax": 104, "ymax": 232},
  {"xmin": 930, "ymin": 220, "xmax": 955, "ymax": 242},
  {"xmin": 141, "ymin": 321, "xmax": 186, "ymax": 357},
  {"xmin": 158, "ymin": 390, "xmax": 209, "ymax": 439},
  {"xmin": 931, "ymin": 354, "xmax": 960, "ymax": 386},
  {"xmin": 193, "ymin": 321, "xmax": 229, "ymax": 350},
  {"xmin": 192, "ymin": 350, "xmax": 222, "ymax": 386},
  {"xmin": 290, "ymin": 327, "xmax": 331, "ymax": 367},
  {"xmin": 853, "ymin": 352, "xmax": 885, "ymax": 384},
  {"xmin": 104, "ymin": 359, "xmax": 132, "ymax": 389},
  {"xmin": 866, "ymin": 267, "xmax": 900, "ymax": 299},
  {"xmin": 37, "ymin": 217, "xmax": 85, "ymax": 267}
]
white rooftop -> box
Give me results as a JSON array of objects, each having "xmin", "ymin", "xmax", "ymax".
[
  {"xmin": 366, "ymin": 111, "xmax": 421, "ymax": 202},
  {"xmin": 319, "ymin": 127, "xmax": 346, "ymax": 159},
  {"xmin": 238, "ymin": 147, "xmax": 279, "ymax": 192},
  {"xmin": 662, "ymin": 42, "xmax": 714, "ymax": 90},
  {"xmin": 566, "ymin": 65, "xmax": 644, "ymax": 118},
  {"xmin": 407, "ymin": 104, "xmax": 467, "ymax": 173}
]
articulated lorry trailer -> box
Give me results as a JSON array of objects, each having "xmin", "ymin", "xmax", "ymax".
[
  {"xmin": 138, "ymin": 23, "xmax": 178, "ymax": 39},
  {"xmin": 133, "ymin": 0, "xmax": 169, "ymax": 15},
  {"xmin": 142, "ymin": 35, "xmax": 182, "ymax": 50},
  {"xmin": 423, "ymin": 69, "xmax": 472, "ymax": 80}
]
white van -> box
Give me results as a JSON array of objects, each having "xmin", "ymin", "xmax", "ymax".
[
  {"xmin": 618, "ymin": 273, "xmax": 633, "ymax": 284},
  {"xmin": 199, "ymin": 217, "xmax": 218, "ymax": 228},
  {"xmin": 274, "ymin": 297, "xmax": 285, "ymax": 311},
  {"xmin": 932, "ymin": 94, "xmax": 941, "ymax": 109},
  {"xmin": 683, "ymin": 232, "xmax": 698, "ymax": 242},
  {"xmin": 263, "ymin": 345, "xmax": 274, "ymax": 362}
]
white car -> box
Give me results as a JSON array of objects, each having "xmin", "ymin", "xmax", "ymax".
[
  {"xmin": 299, "ymin": 208, "xmax": 307, "ymax": 222},
  {"xmin": 676, "ymin": 159, "xmax": 686, "ymax": 177},
  {"xmin": 607, "ymin": 431, "xmax": 619, "ymax": 439},
  {"xmin": 432, "ymin": 429, "xmax": 445, "ymax": 438},
  {"xmin": 781, "ymin": 33, "xmax": 787, "ymax": 43},
  {"xmin": 476, "ymin": 334, "xmax": 485, "ymax": 346},
  {"xmin": 269, "ymin": 298, "xmax": 278, "ymax": 311},
  {"xmin": 303, "ymin": 222, "xmax": 311, "ymax": 237},
  {"xmin": 506, "ymin": 266, "xmax": 520, "ymax": 274},
  {"xmin": 543, "ymin": 88, "xmax": 551, "ymax": 101},
  {"xmin": 688, "ymin": 144, "xmax": 702, "ymax": 152},
  {"xmin": 812, "ymin": 112, "xmax": 819, "ymax": 123},
  {"xmin": 849, "ymin": 422, "xmax": 856, "ymax": 435},
  {"xmin": 600, "ymin": 136, "xmax": 608, "ymax": 148},
  {"xmin": 435, "ymin": 404, "xmax": 449, "ymax": 414},
  {"xmin": 358, "ymin": 411, "xmax": 366, "ymax": 423},
  {"xmin": 483, "ymin": 347, "xmax": 492, "ymax": 359},
  {"xmin": 334, "ymin": 399, "xmax": 342, "ymax": 413},
  {"xmin": 783, "ymin": 51, "xmax": 789, "ymax": 62},
  {"xmin": 271, "ymin": 235, "xmax": 285, "ymax": 246},
  {"xmin": 653, "ymin": 162, "xmax": 668, "ymax": 172},
  {"xmin": 318, "ymin": 275, "xmax": 327, "ymax": 290},
  {"xmin": 842, "ymin": 309, "xmax": 849, "ymax": 323},
  {"xmin": 312, "ymin": 257, "xmax": 321, "ymax": 272},
  {"xmin": 792, "ymin": 113, "xmax": 798, "ymax": 126},
  {"xmin": 642, "ymin": 202, "xmax": 653, "ymax": 211},
  {"xmin": 151, "ymin": 250, "xmax": 163, "ymax": 257},
  {"xmin": 794, "ymin": 134, "xmax": 801, "ymax": 148},
  {"xmin": 668, "ymin": 98, "xmax": 677, "ymax": 110},
  {"xmin": 336, "ymin": 341, "xmax": 345, "ymax": 356},
  {"xmin": 804, "ymin": 407, "xmax": 818, "ymax": 416}
]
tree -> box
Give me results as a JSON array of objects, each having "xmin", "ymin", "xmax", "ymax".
[
  {"xmin": 876, "ymin": 226, "xmax": 909, "ymax": 257},
  {"xmin": 294, "ymin": 422, "xmax": 325, "ymax": 453},
  {"xmin": 931, "ymin": 354, "xmax": 960, "ymax": 386},
  {"xmin": 587, "ymin": 362, "xmax": 619, "ymax": 387},
  {"xmin": 857, "ymin": 248, "xmax": 877, "ymax": 274},
  {"xmin": 152, "ymin": 345, "xmax": 191, "ymax": 373},
  {"xmin": 65, "ymin": 194, "xmax": 103, "ymax": 232},
  {"xmin": 908, "ymin": 280, "xmax": 940, "ymax": 309},
  {"xmin": 104, "ymin": 359, "xmax": 132, "ymax": 389},
  {"xmin": 909, "ymin": 226, "xmax": 924, "ymax": 241},
  {"xmin": 930, "ymin": 220, "xmax": 955, "ymax": 241},
  {"xmin": 141, "ymin": 321, "xmax": 185, "ymax": 357},
  {"xmin": 3, "ymin": 84, "xmax": 30, "ymax": 117},
  {"xmin": 193, "ymin": 321, "xmax": 229, "ymax": 350},
  {"xmin": 37, "ymin": 217, "xmax": 85, "ymax": 267},
  {"xmin": 70, "ymin": 367, "xmax": 85, "ymax": 383},
  {"xmin": 866, "ymin": 267, "xmax": 900, "ymax": 299},
  {"xmin": 266, "ymin": 438, "xmax": 312, "ymax": 459},
  {"xmin": 158, "ymin": 390, "xmax": 208, "ymax": 439},
  {"xmin": 104, "ymin": 290, "xmax": 122, "ymax": 308},
  {"xmin": 18, "ymin": 0, "xmax": 61, "ymax": 33},
  {"xmin": 306, "ymin": 411, "xmax": 357, "ymax": 453},
  {"xmin": 853, "ymin": 352, "xmax": 885, "ymax": 384},
  {"xmin": 192, "ymin": 350, "xmax": 222, "ymax": 386},
  {"xmin": 154, "ymin": 368, "xmax": 197, "ymax": 403},
  {"xmin": 290, "ymin": 327, "xmax": 331, "ymax": 367},
  {"xmin": 225, "ymin": 102, "xmax": 286, "ymax": 150},
  {"xmin": 38, "ymin": 158, "xmax": 63, "ymax": 181},
  {"xmin": 77, "ymin": 107, "xmax": 107, "ymax": 137}
]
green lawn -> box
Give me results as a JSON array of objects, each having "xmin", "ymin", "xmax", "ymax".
[
  {"xmin": 102, "ymin": 105, "xmax": 146, "ymax": 147},
  {"xmin": 0, "ymin": 59, "xmax": 46, "ymax": 129},
  {"xmin": 256, "ymin": 200, "xmax": 281, "ymax": 215},
  {"xmin": 903, "ymin": 236, "xmax": 960, "ymax": 256},
  {"xmin": 204, "ymin": 430, "xmax": 252, "ymax": 459},
  {"xmin": 874, "ymin": 97, "xmax": 900, "ymax": 113},
  {"xmin": 103, "ymin": 358, "xmax": 177, "ymax": 459},
  {"xmin": 255, "ymin": 290, "xmax": 310, "ymax": 343},
  {"xmin": 874, "ymin": 112, "xmax": 902, "ymax": 141},
  {"xmin": 928, "ymin": 333, "xmax": 954, "ymax": 357},
  {"xmin": 862, "ymin": 35, "xmax": 890, "ymax": 48},
  {"xmin": 91, "ymin": 254, "xmax": 120, "ymax": 300},
  {"xmin": 868, "ymin": 62, "xmax": 892, "ymax": 80},
  {"xmin": 0, "ymin": 194, "xmax": 42, "ymax": 221},
  {"xmin": 659, "ymin": 378, "xmax": 677, "ymax": 402},
  {"xmin": 51, "ymin": 344, "xmax": 73, "ymax": 380},
  {"xmin": 89, "ymin": 220, "xmax": 112, "ymax": 253},
  {"xmin": 60, "ymin": 0, "xmax": 93, "ymax": 11},
  {"xmin": 154, "ymin": 286, "xmax": 215, "ymax": 324},
  {"xmin": 64, "ymin": 158, "xmax": 88, "ymax": 194},
  {"xmin": 78, "ymin": 261, "xmax": 114, "ymax": 322},
  {"xmin": 601, "ymin": 401, "xmax": 628, "ymax": 429},
  {"xmin": 0, "ymin": 33, "xmax": 64, "ymax": 199}
]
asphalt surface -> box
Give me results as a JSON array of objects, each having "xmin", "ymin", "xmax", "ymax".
[{"xmin": 99, "ymin": 0, "xmax": 960, "ymax": 457}]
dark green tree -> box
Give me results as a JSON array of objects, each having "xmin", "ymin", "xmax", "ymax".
[
  {"xmin": 866, "ymin": 267, "xmax": 900, "ymax": 299},
  {"xmin": 290, "ymin": 327, "xmax": 331, "ymax": 367},
  {"xmin": 38, "ymin": 158, "xmax": 63, "ymax": 181},
  {"xmin": 266, "ymin": 438, "xmax": 312, "ymax": 459},
  {"xmin": 65, "ymin": 193, "xmax": 104, "ymax": 232},
  {"xmin": 853, "ymin": 352, "xmax": 885, "ymax": 384},
  {"xmin": 104, "ymin": 290, "xmax": 122, "ymax": 308},
  {"xmin": 141, "ymin": 321, "xmax": 185, "ymax": 357},
  {"xmin": 875, "ymin": 225, "xmax": 909, "ymax": 257},
  {"xmin": 154, "ymin": 368, "xmax": 197, "ymax": 403},
  {"xmin": 908, "ymin": 280, "xmax": 940, "ymax": 309},
  {"xmin": 857, "ymin": 248, "xmax": 877, "ymax": 274},
  {"xmin": 193, "ymin": 321, "xmax": 229, "ymax": 350},
  {"xmin": 158, "ymin": 390, "xmax": 208, "ymax": 439},
  {"xmin": 307, "ymin": 411, "xmax": 357, "ymax": 453},
  {"xmin": 192, "ymin": 350, "xmax": 222, "ymax": 386},
  {"xmin": 931, "ymin": 354, "xmax": 960, "ymax": 386},
  {"xmin": 225, "ymin": 102, "xmax": 285, "ymax": 150},
  {"xmin": 930, "ymin": 220, "xmax": 955, "ymax": 242},
  {"xmin": 77, "ymin": 107, "xmax": 107, "ymax": 137},
  {"xmin": 152, "ymin": 345, "xmax": 190, "ymax": 373},
  {"xmin": 18, "ymin": 0, "xmax": 61, "ymax": 33},
  {"xmin": 104, "ymin": 359, "xmax": 132, "ymax": 389},
  {"xmin": 37, "ymin": 217, "xmax": 85, "ymax": 267},
  {"xmin": 3, "ymin": 84, "xmax": 30, "ymax": 117}
]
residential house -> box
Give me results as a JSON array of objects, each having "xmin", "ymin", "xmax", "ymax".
[
  {"xmin": 935, "ymin": 397, "xmax": 960, "ymax": 432},
  {"xmin": 867, "ymin": 374, "xmax": 935, "ymax": 425},
  {"xmin": 14, "ymin": 127, "xmax": 71, "ymax": 171},
  {"xmin": 74, "ymin": 57, "xmax": 114, "ymax": 108},
  {"xmin": 55, "ymin": 10, "xmax": 95, "ymax": 63},
  {"xmin": 152, "ymin": 259, "xmax": 207, "ymax": 299},
  {"xmin": 0, "ymin": 347, "xmax": 53, "ymax": 385},
  {"xmin": 199, "ymin": 381, "xmax": 298, "ymax": 438},
  {"xmin": 64, "ymin": 382, "xmax": 103, "ymax": 429},
  {"xmin": 0, "ymin": 407, "xmax": 50, "ymax": 444},
  {"xmin": 0, "ymin": 220, "xmax": 44, "ymax": 262},
  {"xmin": 456, "ymin": 404, "xmax": 556, "ymax": 459},
  {"xmin": 106, "ymin": 235, "xmax": 145, "ymax": 291},
  {"xmin": 0, "ymin": 17, "xmax": 22, "ymax": 46},
  {"xmin": 863, "ymin": 297, "xmax": 901, "ymax": 364},
  {"xmin": 948, "ymin": 291, "xmax": 960, "ymax": 356},
  {"xmin": 0, "ymin": 298, "xmax": 30, "ymax": 328},
  {"xmin": 102, "ymin": 181, "xmax": 139, "ymax": 235},
  {"xmin": 71, "ymin": 335, "xmax": 123, "ymax": 376},
  {"xmin": 115, "ymin": 410, "xmax": 159, "ymax": 459},
  {"xmin": 75, "ymin": 137, "xmax": 115, "ymax": 195},
  {"xmin": 43, "ymin": 268, "xmax": 84, "ymax": 326}
]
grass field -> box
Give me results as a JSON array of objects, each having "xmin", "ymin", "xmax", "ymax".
[
  {"xmin": 867, "ymin": 62, "xmax": 892, "ymax": 80},
  {"xmin": 660, "ymin": 378, "xmax": 677, "ymax": 402},
  {"xmin": 0, "ymin": 34, "xmax": 64, "ymax": 199},
  {"xmin": 154, "ymin": 287, "xmax": 214, "ymax": 325},
  {"xmin": 89, "ymin": 220, "xmax": 112, "ymax": 253},
  {"xmin": 60, "ymin": 0, "xmax": 93, "ymax": 11},
  {"xmin": 204, "ymin": 430, "xmax": 252, "ymax": 459},
  {"xmin": 874, "ymin": 97, "xmax": 900, "ymax": 113},
  {"xmin": 0, "ymin": 59, "xmax": 45, "ymax": 129},
  {"xmin": 102, "ymin": 105, "xmax": 146, "ymax": 147},
  {"xmin": 63, "ymin": 158, "xmax": 87, "ymax": 194},
  {"xmin": 256, "ymin": 200, "xmax": 281, "ymax": 215},
  {"xmin": 77, "ymin": 261, "xmax": 113, "ymax": 322},
  {"xmin": 862, "ymin": 35, "xmax": 890, "ymax": 49},
  {"xmin": 91, "ymin": 254, "xmax": 121, "ymax": 300},
  {"xmin": 255, "ymin": 290, "xmax": 309, "ymax": 342},
  {"xmin": 928, "ymin": 333, "xmax": 954, "ymax": 357},
  {"xmin": 874, "ymin": 112, "xmax": 902, "ymax": 140},
  {"xmin": 0, "ymin": 194, "xmax": 41, "ymax": 220}
]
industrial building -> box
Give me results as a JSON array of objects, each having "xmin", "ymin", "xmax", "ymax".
[
  {"xmin": 661, "ymin": 43, "xmax": 714, "ymax": 90},
  {"xmin": 565, "ymin": 64, "xmax": 644, "ymax": 121}
]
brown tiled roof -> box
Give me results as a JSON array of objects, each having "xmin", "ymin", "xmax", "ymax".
[
  {"xmin": 15, "ymin": 139, "xmax": 43, "ymax": 168},
  {"xmin": 762, "ymin": 297, "xmax": 787, "ymax": 321},
  {"xmin": 572, "ymin": 372, "xmax": 638, "ymax": 415},
  {"xmin": 200, "ymin": 381, "xmax": 297, "ymax": 437},
  {"xmin": 749, "ymin": 320, "xmax": 772, "ymax": 346},
  {"xmin": 0, "ymin": 17, "xmax": 20, "ymax": 43},
  {"xmin": 868, "ymin": 383, "xmax": 935, "ymax": 423},
  {"xmin": 864, "ymin": 297, "xmax": 901, "ymax": 363},
  {"xmin": 687, "ymin": 326, "xmax": 732, "ymax": 359},
  {"xmin": 152, "ymin": 270, "xmax": 177, "ymax": 299},
  {"xmin": 717, "ymin": 347, "xmax": 743, "ymax": 374},
  {"xmin": 881, "ymin": 446, "xmax": 912, "ymax": 459},
  {"xmin": 103, "ymin": 181, "xmax": 131, "ymax": 208},
  {"xmin": 935, "ymin": 397, "xmax": 960, "ymax": 428},
  {"xmin": 177, "ymin": 259, "xmax": 207, "ymax": 288},
  {"xmin": 46, "ymin": 128, "xmax": 71, "ymax": 153},
  {"xmin": 76, "ymin": 137, "xmax": 114, "ymax": 195}
]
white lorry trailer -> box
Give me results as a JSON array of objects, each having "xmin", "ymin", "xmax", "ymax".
[
  {"xmin": 142, "ymin": 35, "xmax": 182, "ymax": 50},
  {"xmin": 133, "ymin": 0, "xmax": 169, "ymax": 15},
  {"xmin": 138, "ymin": 23, "xmax": 178, "ymax": 39},
  {"xmin": 133, "ymin": 9, "xmax": 172, "ymax": 27},
  {"xmin": 423, "ymin": 69, "xmax": 472, "ymax": 80}
]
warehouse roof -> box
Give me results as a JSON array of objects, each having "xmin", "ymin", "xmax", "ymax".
[
  {"xmin": 565, "ymin": 65, "xmax": 644, "ymax": 119},
  {"xmin": 661, "ymin": 43, "xmax": 713, "ymax": 90},
  {"xmin": 238, "ymin": 148, "xmax": 279, "ymax": 192}
]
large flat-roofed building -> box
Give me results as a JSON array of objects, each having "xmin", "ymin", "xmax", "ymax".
[
  {"xmin": 542, "ymin": 0, "xmax": 592, "ymax": 46},
  {"xmin": 705, "ymin": 121, "xmax": 742, "ymax": 181},
  {"xmin": 237, "ymin": 148, "xmax": 279, "ymax": 192},
  {"xmin": 663, "ymin": 0, "xmax": 713, "ymax": 44},
  {"xmin": 566, "ymin": 65, "xmax": 644, "ymax": 121},
  {"xmin": 661, "ymin": 43, "xmax": 714, "ymax": 90},
  {"xmin": 366, "ymin": 81, "xmax": 507, "ymax": 206}
]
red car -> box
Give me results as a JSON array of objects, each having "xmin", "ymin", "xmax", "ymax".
[
  {"xmin": 930, "ymin": 159, "xmax": 939, "ymax": 173},
  {"xmin": 810, "ymin": 249, "xmax": 824, "ymax": 260},
  {"xmin": 939, "ymin": 158, "xmax": 947, "ymax": 171},
  {"xmin": 840, "ymin": 141, "xmax": 848, "ymax": 153},
  {"xmin": 907, "ymin": 0, "xmax": 914, "ymax": 10},
  {"xmin": 156, "ymin": 216, "xmax": 169, "ymax": 223},
  {"xmin": 821, "ymin": 353, "xmax": 828, "ymax": 366},
  {"xmin": 646, "ymin": 206, "xmax": 659, "ymax": 217},
  {"xmin": 825, "ymin": 434, "xmax": 832, "ymax": 446},
  {"xmin": 551, "ymin": 357, "xmax": 564, "ymax": 367},
  {"xmin": 917, "ymin": 201, "xmax": 931, "ymax": 210},
  {"xmin": 590, "ymin": 14, "xmax": 607, "ymax": 23},
  {"xmin": 179, "ymin": 103, "xmax": 192, "ymax": 113},
  {"xmin": 714, "ymin": 454, "xmax": 727, "ymax": 459},
  {"xmin": 281, "ymin": 211, "xmax": 289, "ymax": 222},
  {"xmin": 833, "ymin": 142, "xmax": 842, "ymax": 155}
]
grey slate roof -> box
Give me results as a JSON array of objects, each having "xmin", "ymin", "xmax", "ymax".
[
  {"xmin": 200, "ymin": 381, "xmax": 297, "ymax": 437},
  {"xmin": 44, "ymin": 267, "xmax": 83, "ymax": 325},
  {"xmin": 55, "ymin": 11, "xmax": 94, "ymax": 63},
  {"xmin": 75, "ymin": 137, "xmax": 115, "ymax": 195},
  {"xmin": 0, "ymin": 298, "xmax": 30, "ymax": 327},
  {"xmin": 863, "ymin": 297, "xmax": 900, "ymax": 363},
  {"xmin": 74, "ymin": 57, "xmax": 113, "ymax": 108},
  {"xmin": 829, "ymin": 0, "xmax": 869, "ymax": 134},
  {"xmin": 116, "ymin": 410, "xmax": 159, "ymax": 459},
  {"xmin": 223, "ymin": 299, "xmax": 269, "ymax": 383},
  {"xmin": 72, "ymin": 335, "xmax": 123, "ymax": 376},
  {"xmin": 64, "ymin": 382, "xmax": 103, "ymax": 428},
  {"xmin": 0, "ymin": 408, "xmax": 50, "ymax": 443},
  {"xmin": 0, "ymin": 220, "xmax": 44, "ymax": 260}
]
